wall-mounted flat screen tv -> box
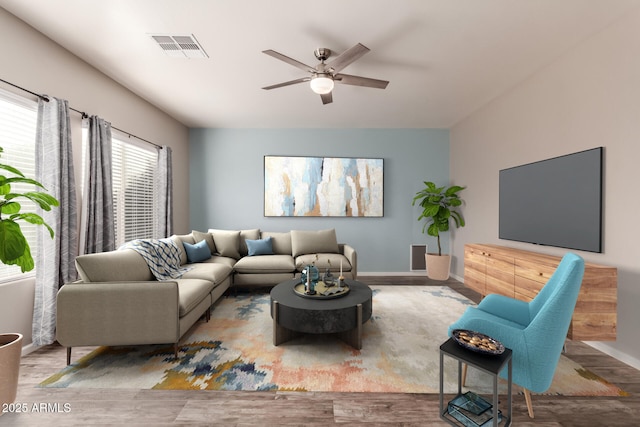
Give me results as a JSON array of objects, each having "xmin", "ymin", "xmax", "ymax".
[{"xmin": 499, "ymin": 147, "xmax": 603, "ymax": 253}]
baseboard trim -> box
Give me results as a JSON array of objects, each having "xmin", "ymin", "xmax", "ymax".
[
  {"xmin": 583, "ymin": 341, "xmax": 640, "ymax": 371},
  {"xmin": 358, "ymin": 272, "xmax": 427, "ymax": 277},
  {"xmin": 21, "ymin": 342, "xmax": 38, "ymax": 357},
  {"xmin": 358, "ymin": 272, "xmax": 465, "ymax": 281}
]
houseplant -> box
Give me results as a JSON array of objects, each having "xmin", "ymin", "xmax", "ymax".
[
  {"xmin": 412, "ymin": 181, "xmax": 465, "ymax": 280},
  {"xmin": 0, "ymin": 146, "xmax": 58, "ymax": 411}
]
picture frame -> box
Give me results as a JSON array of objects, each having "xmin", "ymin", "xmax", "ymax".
[{"xmin": 264, "ymin": 155, "xmax": 384, "ymax": 217}]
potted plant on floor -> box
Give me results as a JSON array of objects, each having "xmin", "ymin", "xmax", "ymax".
[
  {"xmin": 412, "ymin": 181, "xmax": 465, "ymax": 280},
  {"xmin": 0, "ymin": 146, "xmax": 58, "ymax": 412}
]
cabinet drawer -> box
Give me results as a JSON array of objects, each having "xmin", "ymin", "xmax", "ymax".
[
  {"xmin": 514, "ymin": 276, "xmax": 544, "ymax": 300},
  {"xmin": 515, "ymin": 259, "xmax": 557, "ymax": 284},
  {"xmin": 485, "ymin": 256, "xmax": 514, "ymax": 298}
]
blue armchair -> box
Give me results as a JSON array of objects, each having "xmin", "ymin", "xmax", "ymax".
[{"xmin": 449, "ymin": 252, "xmax": 585, "ymax": 418}]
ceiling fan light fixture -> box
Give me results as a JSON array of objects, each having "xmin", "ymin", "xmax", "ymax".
[{"xmin": 310, "ymin": 75, "xmax": 334, "ymax": 94}]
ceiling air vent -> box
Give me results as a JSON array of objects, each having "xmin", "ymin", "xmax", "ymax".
[{"xmin": 150, "ymin": 34, "xmax": 208, "ymax": 58}]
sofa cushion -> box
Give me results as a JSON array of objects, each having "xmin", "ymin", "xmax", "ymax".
[
  {"xmin": 192, "ymin": 230, "xmax": 215, "ymax": 254},
  {"xmin": 246, "ymin": 237, "xmax": 274, "ymax": 256},
  {"xmin": 208, "ymin": 256, "xmax": 237, "ymax": 269},
  {"xmin": 172, "ymin": 234, "xmax": 195, "ymax": 265},
  {"xmin": 239, "ymin": 229, "xmax": 261, "ymax": 256},
  {"xmin": 180, "ymin": 262, "xmax": 233, "ymax": 285},
  {"xmin": 291, "ymin": 229, "xmax": 339, "ymax": 257},
  {"xmin": 183, "ymin": 240, "xmax": 212, "ymax": 263},
  {"xmin": 175, "ymin": 279, "xmax": 215, "ymax": 317},
  {"xmin": 75, "ymin": 249, "xmax": 154, "ymax": 282},
  {"xmin": 209, "ymin": 229, "xmax": 241, "ymax": 259},
  {"xmin": 261, "ymin": 231, "xmax": 292, "ymax": 255},
  {"xmin": 233, "ymin": 255, "xmax": 295, "ymax": 274},
  {"xmin": 296, "ymin": 253, "xmax": 352, "ymax": 272}
]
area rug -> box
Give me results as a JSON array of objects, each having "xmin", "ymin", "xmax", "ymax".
[{"xmin": 39, "ymin": 286, "xmax": 625, "ymax": 396}]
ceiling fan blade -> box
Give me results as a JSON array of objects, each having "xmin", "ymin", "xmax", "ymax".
[
  {"xmin": 334, "ymin": 73, "xmax": 389, "ymax": 89},
  {"xmin": 262, "ymin": 50, "xmax": 316, "ymax": 73},
  {"xmin": 326, "ymin": 43, "xmax": 370, "ymax": 73},
  {"xmin": 262, "ymin": 77, "xmax": 310, "ymax": 90},
  {"xmin": 320, "ymin": 92, "xmax": 333, "ymax": 105}
]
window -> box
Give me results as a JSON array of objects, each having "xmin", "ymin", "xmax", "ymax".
[
  {"xmin": 111, "ymin": 132, "xmax": 158, "ymax": 247},
  {"xmin": 0, "ymin": 88, "xmax": 38, "ymax": 281}
]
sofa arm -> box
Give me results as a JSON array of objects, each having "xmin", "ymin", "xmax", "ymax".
[
  {"xmin": 340, "ymin": 244, "xmax": 358, "ymax": 279},
  {"xmin": 56, "ymin": 281, "xmax": 180, "ymax": 348}
]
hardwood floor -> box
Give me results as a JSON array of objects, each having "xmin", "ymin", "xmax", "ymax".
[{"xmin": 3, "ymin": 276, "xmax": 639, "ymax": 426}]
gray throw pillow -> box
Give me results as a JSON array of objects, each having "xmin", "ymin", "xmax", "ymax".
[
  {"xmin": 261, "ymin": 231, "xmax": 292, "ymax": 255},
  {"xmin": 192, "ymin": 230, "xmax": 215, "ymax": 254},
  {"xmin": 208, "ymin": 229, "xmax": 241, "ymax": 259},
  {"xmin": 291, "ymin": 229, "xmax": 339, "ymax": 257}
]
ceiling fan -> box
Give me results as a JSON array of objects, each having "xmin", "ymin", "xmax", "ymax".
[{"xmin": 262, "ymin": 43, "xmax": 389, "ymax": 105}]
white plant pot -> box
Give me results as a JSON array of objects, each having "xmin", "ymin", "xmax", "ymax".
[
  {"xmin": 0, "ymin": 333, "xmax": 22, "ymax": 413},
  {"xmin": 426, "ymin": 253, "xmax": 451, "ymax": 281}
]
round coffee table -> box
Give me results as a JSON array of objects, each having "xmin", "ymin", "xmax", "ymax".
[{"xmin": 270, "ymin": 278, "xmax": 373, "ymax": 350}]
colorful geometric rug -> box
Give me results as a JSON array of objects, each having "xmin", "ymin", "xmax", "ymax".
[{"xmin": 40, "ymin": 286, "xmax": 625, "ymax": 396}]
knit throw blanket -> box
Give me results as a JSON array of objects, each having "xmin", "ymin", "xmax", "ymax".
[{"xmin": 120, "ymin": 238, "xmax": 192, "ymax": 281}]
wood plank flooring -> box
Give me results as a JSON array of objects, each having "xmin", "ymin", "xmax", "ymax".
[{"xmin": 3, "ymin": 276, "xmax": 639, "ymax": 426}]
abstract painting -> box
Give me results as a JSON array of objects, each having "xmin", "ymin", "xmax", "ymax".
[{"xmin": 264, "ymin": 156, "xmax": 383, "ymax": 217}]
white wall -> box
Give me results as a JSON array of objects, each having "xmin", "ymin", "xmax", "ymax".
[
  {"xmin": 0, "ymin": 8, "xmax": 190, "ymax": 351},
  {"xmin": 450, "ymin": 9, "xmax": 640, "ymax": 367}
]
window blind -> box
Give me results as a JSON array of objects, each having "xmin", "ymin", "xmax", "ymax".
[
  {"xmin": 0, "ymin": 88, "xmax": 38, "ymax": 281},
  {"xmin": 111, "ymin": 132, "xmax": 157, "ymax": 247}
]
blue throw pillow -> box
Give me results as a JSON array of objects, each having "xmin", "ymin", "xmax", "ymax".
[
  {"xmin": 246, "ymin": 237, "xmax": 274, "ymax": 256},
  {"xmin": 183, "ymin": 239, "xmax": 212, "ymax": 263}
]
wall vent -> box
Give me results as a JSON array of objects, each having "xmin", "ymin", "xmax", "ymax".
[
  {"xmin": 150, "ymin": 34, "xmax": 208, "ymax": 58},
  {"xmin": 410, "ymin": 244, "xmax": 427, "ymax": 271}
]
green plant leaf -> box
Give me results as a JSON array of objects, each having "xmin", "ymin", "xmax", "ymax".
[
  {"xmin": 10, "ymin": 213, "xmax": 55, "ymax": 238},
  {"xmin": 421, "ymin": 204, "xmax": 440, "ymax": 217},
  {"xmin": 445, "ymin": 185, "xmax": 465, "ymax": 196},
  {"xmin": 4, "ymin": 242, "xmax": 34, "ymax": 273},
  {"xmin": 1, "ymin": 176, "xmax": 46, "ymax": 189},
  {"xmin": 1, "ymin": 201, "xmax": 21, "ymax": 215},
  {"xmin": 5, "ymin": 192, "xmax": 59, "ymax": 210},
  {"xmin": 0, "ymin": 219, "xmax": 27, "ymax": 262},
  {"xmin": 0, "ymin": 182, "xmax": 10, "ymax": 196},
  {"xmin": 427, "ymin": 222, "xmax": 440, "ymax": 237},
  {"xmin": 30, "ymin": 191, "xmax": 60, "ymax": 207},
  {"xmin": 0, "ymin": 163, "xmax": 25, "ymax": 177}
]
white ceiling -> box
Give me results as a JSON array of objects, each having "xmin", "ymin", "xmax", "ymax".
[{"xmin": 1, "ymin": 0, "xmax": 638, "ymax": 128}]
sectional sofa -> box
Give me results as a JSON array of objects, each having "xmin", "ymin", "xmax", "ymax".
[{"xmin": 56, "ymin": 228, "xmax": 356, "ymax": 364}]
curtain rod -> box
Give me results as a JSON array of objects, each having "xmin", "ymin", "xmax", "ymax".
[{"xmin": 0, "ymin": 78, "xmax": 162, "ymax": 149}]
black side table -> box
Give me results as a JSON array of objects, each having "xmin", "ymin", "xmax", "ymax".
[{"xmin": 439, "ymin": 337, "xmax": 512, "ymax": 427}]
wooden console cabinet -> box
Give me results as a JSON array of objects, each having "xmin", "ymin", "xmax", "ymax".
[{"xmin": 464, "ymin": 244, "xmax": 617, "ymax": 341}]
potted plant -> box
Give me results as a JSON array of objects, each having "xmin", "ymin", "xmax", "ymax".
[
  {"xmin": 0, "ymin": 146, "xmax": 58, "ymax": 411},
  {"xmin": 412, "ymin": 181, "xmax": 465, "ymax": 280}
]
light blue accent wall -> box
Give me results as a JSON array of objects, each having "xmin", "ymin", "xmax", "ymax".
[{"xmin": 189, "ymin": 128, "xmax": 449, "ymax": 272}]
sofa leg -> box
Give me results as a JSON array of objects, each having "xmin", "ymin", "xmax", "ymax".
[
  {"xmin": 174, "ymin": 343, "xmax": 179, "ymax": 359},
  {"xmin": 66, "ymin": 347, "xmax": 72, "ymax": 366}
]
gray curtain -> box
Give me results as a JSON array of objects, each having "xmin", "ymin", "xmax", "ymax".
[
  {"xmin": 83, "ymin": 116, "xmax": 115, "ymax": 254},
  {"xmin": 153, "ymin": 146, "xmax": 173, "ymax": 238},
  {"xmin": 32, "ymin": 96, "xmax": 78, "ymax": 346}
]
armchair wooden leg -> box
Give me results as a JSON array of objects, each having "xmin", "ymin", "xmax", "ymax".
[
  {"xmin": 66, "ymin": 347, "xmax": 72, "ymax": 366},
  {"xmin": 462, "ymin": 363, "xmax": 468, "ymax": 387},
  {"xmin": 523, "ymin": 387, "xmax": 534, "ymax": 418}
]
